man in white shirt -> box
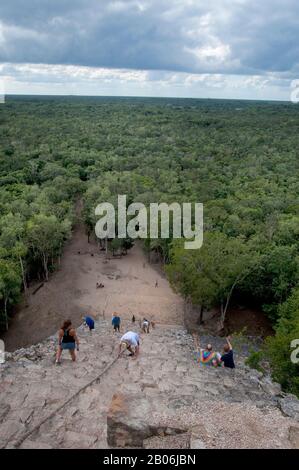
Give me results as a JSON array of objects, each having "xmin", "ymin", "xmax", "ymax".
[
  {"xmin": 118, "ymin": 331, "xmax": 140, "ymax": 358},
  {"xmin": 142, "ymin": 318, "xmax": 150, "ymax": 334}
]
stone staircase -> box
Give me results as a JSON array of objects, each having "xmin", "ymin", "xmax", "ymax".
[{"xmin": 0, "ymin": 319, "xmax": 299, "ymax": 449}]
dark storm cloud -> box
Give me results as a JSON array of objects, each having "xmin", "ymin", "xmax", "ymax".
[{"xmin": 0, "ymin": 0, "xmax": 298, "ymax": 76}]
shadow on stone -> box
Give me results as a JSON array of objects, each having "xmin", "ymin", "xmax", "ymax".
[{"xmin": 107, "ymin": 393, "xmax": 186, "ymax": 448}]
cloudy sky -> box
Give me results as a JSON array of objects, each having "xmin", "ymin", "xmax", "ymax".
[{"xmin": 0, "ymin": 0, "xmax": 298, "ymax": 100}]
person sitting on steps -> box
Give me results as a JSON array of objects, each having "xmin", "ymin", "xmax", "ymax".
[
  {"xmin": 193, "ymin": 333, "xmax": 221, "ymax": 367},
  {"xmin": 220, "ymin": 336, "xmax": 235, "ymax": 369},
  {"xmin": 118, "ymin": 331, "xmax": 140, "ymax": 358},
  {"xmin": 55, "ymin": 320, "xmax": 79, "ymax": 365}
]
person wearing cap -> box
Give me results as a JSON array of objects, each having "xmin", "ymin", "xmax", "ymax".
[{"xmin": 118, "ymin": 331, "xmax": 140, "ymax": 358}]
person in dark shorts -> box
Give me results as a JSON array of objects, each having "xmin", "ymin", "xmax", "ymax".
[
  {"xmin": 55, "ymin": 320, "xmax": 79, "ymax": 365},
  {"xmin": 83, "ymin": 315, "xmax": 95, "ymax": 333},
  {"xmin": 112, "ymin": 313, "xmax": 121, "ymax": 332},
  {"xmin": 221, "ymin": 336, "xmax": 235, "ymax": 368}
]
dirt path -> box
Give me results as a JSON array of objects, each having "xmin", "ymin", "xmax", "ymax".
[
  {"xmin": 2, "ymin": 204, "xmax": 272, "ymax": 351},
  {"xmin": 3, "ymin": 223, "xmax": 184, "ymax": 351}
]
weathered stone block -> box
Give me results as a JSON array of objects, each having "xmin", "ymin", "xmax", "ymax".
[
  {"xmin": 289, "ymin": 426, "xmax": 299, "ymax": 449},
  {"xmin": 279, "ymin": 397, "xmax": 299, "ymax": 421},
  {"xmin": 107, "ymin": 393, "xmax": 186, "ymax": 448}
]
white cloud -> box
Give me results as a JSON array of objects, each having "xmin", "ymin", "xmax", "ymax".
[
  {"xmin": 0, "ymin": 62, "xmax": 294, "ymax": 101},
  {"xmin": 106, "ymin": 1, "xmax": 149, "ymax": 13},
  {"xmin": 186, "ymin": 43, "xmax": 231, "ymax": 63},
  {"xmin": 1, "ymin": 0, "xmax": 299, "ymax": 87}
]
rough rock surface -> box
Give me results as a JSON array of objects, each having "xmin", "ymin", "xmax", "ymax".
[
  {"xmin": 107, "ymin": 393, "xmax": 185, "ymax": 447},
  {"xmin": 0, "ymin": 320, "xmax": 298, "ymax": 449},
  {"xmin": 288, "ymin": 426, "xmax": 299, "ymax": 448}
]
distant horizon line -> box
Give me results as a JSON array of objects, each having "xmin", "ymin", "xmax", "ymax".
[{"xmin": 3, "ymin": 93, "xmax": 292, "ymax": 104}]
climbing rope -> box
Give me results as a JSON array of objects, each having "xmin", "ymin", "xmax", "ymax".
[
  {"xmin": 11, "ymin": 355, "xmax": 119, "ymax": 449},
  {"xmin": 7, "ymin": 322, "xmax": 181, "ymax": 448}
]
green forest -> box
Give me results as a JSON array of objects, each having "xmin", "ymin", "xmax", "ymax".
[{"xmin": 0, "ymin": 95, "xmax": 298, "ymax": 395}]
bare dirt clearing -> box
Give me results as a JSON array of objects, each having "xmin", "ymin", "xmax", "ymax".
[{"xmin": 3, "ymin": 224, "xmax": 184, "ymax": 351}]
